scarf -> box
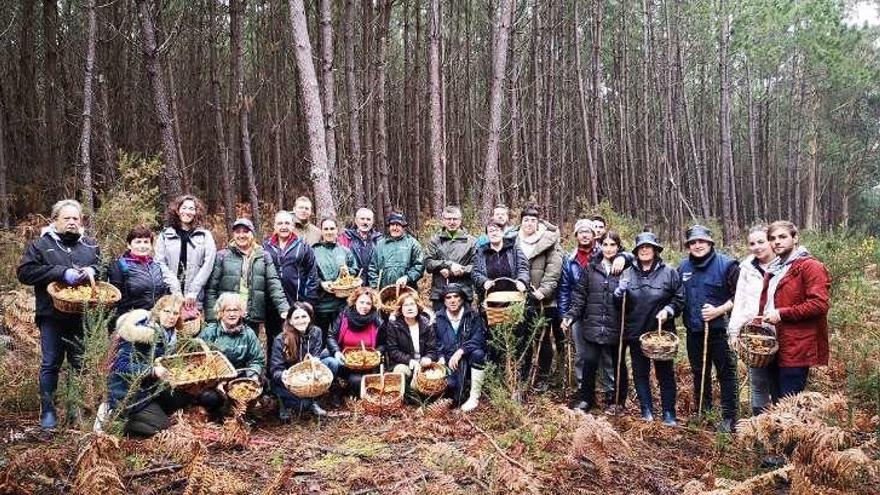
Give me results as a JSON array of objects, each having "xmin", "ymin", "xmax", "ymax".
[
  {"xmin": 343, "ymin": 306, "xmax": 378, "ymax": 330},
  {"xmin": 175, "ymin": 227, "xmax": 192, "ymax": 280},
  {"xmin": 220, "ymin": 321, "xmax": 244, "ymax": 335},
  {"xmin": 575, "ymin": 246, "xmax": 592, "ymax": 268},
  {"xmin": 125, "ymin": 252, "xmax": 153, "ymax": 265},
  {"xmin": 517, "ymin": 224, "xmax": 546, "ymax": 259},
  {"xmin": 763, "ymin": 246, "xmax": 811, "ymax": 319}
]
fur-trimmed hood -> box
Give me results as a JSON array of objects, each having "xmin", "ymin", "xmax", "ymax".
[{"xmin": 115, "ymin": 309, "xmax": 156, "ymax": 343}]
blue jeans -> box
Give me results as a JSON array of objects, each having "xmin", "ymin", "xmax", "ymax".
[
  {"xmin": 38, "ymin": 316, "xmax": 85, "ymax": 398},
  {"xmin": 779, "ymin": 367, "xmax": 809, "ymax": 398},
  {"xmin": 273, "ymin": 356, "xmax": 340, "ymax": 409},
  {"xmin": 627, "ymin": 338, "xmax": 676, "ymax": 413},
  {"xmin": 686, "ymin": 328, "xmax": 739, "ymax": 420},
  {"xmin": 445, "ymin": 349, "xmax": 487, "ymax": 404},
  {"xmin": 749, "ymin": 363, "xmax": 779, "ymax": 413}
]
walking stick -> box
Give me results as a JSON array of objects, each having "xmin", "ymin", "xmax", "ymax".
[
  {"xmin": 614, "ymin": 293, "xmax": 627, "ymax": 411},
  {"xmin": 698, "ymin": 320, "xmax": 710, "ymax": 418}
]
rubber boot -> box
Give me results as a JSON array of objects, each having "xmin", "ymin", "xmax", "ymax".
[
  {"xmin": 40, "ymin": 393, "xmax": 57, "ymax": 430},
  {"xmin": 461, "ymin": 368, "xmax": 486, "ymax": 412}
]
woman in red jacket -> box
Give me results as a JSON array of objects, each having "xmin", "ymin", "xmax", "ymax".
[{"xmin": 760, "ymin": 220, "xmax": 831, "ymax": 398}]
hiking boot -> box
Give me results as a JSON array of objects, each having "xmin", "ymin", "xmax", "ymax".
[
  {"xmin": 718, "ymin": 418, "xmax": 736, "ymax": 434},
  {"xmin": 278, "ymin": 403, "xmax": 291, "ymax": 423},
  {"xmin": 640, "ymin": 406, "xmax": 654, "ymax": 422},
  {"xmin": 662, "ymin": 410, "xmax": 677, "ymax": 427},
  {"xmin": 40, "ymin": 394, "xmax": 57, "ymax": 430}
]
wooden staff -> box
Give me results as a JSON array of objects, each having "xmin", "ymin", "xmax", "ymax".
[
  {"xmin": 698, "ymin": 320, "xmax": 710, "ymax": 418},
  {"xmin": 614, "ymin": 293, "xmax": 627, "ymax": 410}
]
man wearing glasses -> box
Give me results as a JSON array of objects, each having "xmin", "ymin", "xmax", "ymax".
[{"xmin": 425, "ymin": 206, "xmax": 477, "ymax": 312}]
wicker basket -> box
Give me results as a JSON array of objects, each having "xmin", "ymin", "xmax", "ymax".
[
  {"xmin": 155, "ymin": 339, "xmax": 237, "ymax": 393},
  {"xmin": 413, "ymin": 363, "xmax": 448, "ymax": 396},
  {"xmin": 226, "ymin": 377, "xmax": 263, "ymax": 403},
  {"xmin": 736, "ymin": 323, "xmax": 778, "ymax": 368},
  {"xmin": 47, "ymin": 271, "xmax": 121, "ymax": 314},
  {"xmin": 329, "ymin": 266, "xmax": 363, "ymax": 298},
  {"xmin": 282, "ymin": 354, "xmax": 333, "ymax": 398},
  {"xmin": 342, "ymin": 342, "xmax": 382, "ymax": 372},
  {"xmin": 377, "ymin": 285, "xmax": 418, "ymax": 314},
  {"xmin": 360, "ymin": 367, "xmax": 404, "ymax": 416},
  {"xmin": 180, "ymin": 314, "xmax": 204, "ymax": 337},
  {"xmin": 639, "ymin": 330, "xmax": 680, "ymax": 361},
  {"xmin": 482, "ymin": 278, "xmax": 526, "ymax": 326}
]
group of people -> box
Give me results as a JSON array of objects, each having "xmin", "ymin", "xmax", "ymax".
[{"xmin": 17, "ymin": 195, "xmax": 831, "ymax": 437}]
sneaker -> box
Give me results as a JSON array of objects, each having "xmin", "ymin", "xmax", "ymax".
[
  {"xmin": 662, "ymin": 410, "xmax": 677, "ymax": 426},
  {"xmin": 572, "ymin": 401, "xmax": 591, "ymax": 412},
  {"xmin": 310, "ymin": 403, "xmax": 328, "ymax": 417},
  {"xmin": 640, "ymin": 406, "xmax": 654, "ymax": 422},
  {"xmin": 718, "ymin": 418, "xmax": 736, "ymax": 434}
]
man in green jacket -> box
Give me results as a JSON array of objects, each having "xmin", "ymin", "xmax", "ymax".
[
  {"xmin": 425, "ymin": 206, "xmax": 476, "ymax": 312},
  {"xmin": 368, "ymin": 212, "xmax": 425, "ymax": 290}
]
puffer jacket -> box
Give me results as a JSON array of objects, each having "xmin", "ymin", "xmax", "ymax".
[
  {"xmin": 204, "ymin": 244, "xmax": 290, "ymax": 322},
  {"xmin": 154, "ymin": 227, "xmax": 217, "ymax": 303},
  {"xmin": 339, "ymin": 228, "xmax": 383, "ymax": 285},
  {"xmin": 728, "ymin": 255, "xmax": 769, "ymax": 340},
  {"xmin": 269, "ymin": 325, "xmax": 324, "ymax": 382},
  {"xmin": 368, "ymin": 233, "xmax": 425, "ymax": 289},
  {"xmin": 434, "ymin": 307, "xmax": 487, "ymax": 362},
  {"xmin": 262, "ymin": 234, "xmax": 318, "ymax": 305},
  {"xmin": 515, "ymin": 222, "xmax": 564, "ymax": 306},
  {"xmin": 425, "ymin": 229, "xmax": 476, "ymax": 301},
  {"xmin": 472, "ymin": 237, "xmax": 530, "ymax": 300},
  {"xmin": 617, "ymin": 258, "xmax": 685, "ymax": 339},
  {"xmin": 17, "ymin": 227, "xmax": 101, "ymax": 318},
  {"xmin": 559, "ymin": 248, "xmax": 596, "ymax": 316},
  {"xmin": 679, "ymin": 249, "xmax": 739, "ymax": 333},
  {"xmin": 384, "ymin": 316, "xmax": 438, "ymax": 367},
  {"xmin": 313, "ymin": 241, "xmax": 360, "ymax": 315},
  {"xmin": 108, "ymin": 315, "xmax": 174, "ymax": 413},
  {"xmin": 199, "ymin": 321, "xmax": 266, "ymax": 377},
  {"xmin": 565, "ymin": 256, "xmax": 628, "ymax": 345},
  {"xmin": 109, "ymin": 253, "xmax": 170, "ymax": 315}
]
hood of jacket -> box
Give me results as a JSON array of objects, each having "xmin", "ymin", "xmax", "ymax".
[
  {"xmin": 517, "ymin": 221, "xmax": 560, "ymax": 260},
  {"xmin": 116, "ymin": 309, "xmax": 156, "ymax": 343}
]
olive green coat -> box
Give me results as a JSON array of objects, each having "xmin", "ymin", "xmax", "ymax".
[{"xmin": 205, "ymin": 244, "xmax": 290, "ymax": 322}]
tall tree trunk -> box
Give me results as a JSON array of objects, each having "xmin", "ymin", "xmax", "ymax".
[
  {"xmin": 230, "ymin": 0, "xmax": 261, "ymax": 231},
  {"xmin": 319, "ymin": 0, "xmax": 338, "ymax": 178},
  {"xmin": 374, "ymin": 0, "xmax": 393, "ymax": 219},
  {"xmin": 287, "ymin": 0, "xmax": 337, "ymax": 217},
  {"xmin": 590, "ymin": 0, "xmax": 604, "ymax": 201},
  {"xmin": 0, "ymin": 89, "xmax": 8, "ymax": 227},
  {"xmin": 804, "ymin": 90, "xmax": 819, "ymax": 230},
  {"xmin": 78, "ymin": 0, "xmax": 98, "ymax": 214},
  {"xmin": 479, "ymin": 0, "xmax": 515, "ymax": 220},
  {"xmin": 210, "ymin": 0, "xmax": 234, "ymax": 227},
  {"xmin": 745, "ymin": 64, "xmax": 760, "ymax": 223},
  {"xmin": 97, "ymin": 74, "xmax": 116, "ymax": 184},
  {"xmin": 166, "ymin": 67, "xmax": 189, "ymax": 192},
  {"xmin": 718, "ymin": 0, "xmax": 735, "ymax": 242},
  {"xmin": 43, "ymin": 0, "xmax": 63, "ymax": 188},
  {"xmin": 429, "ymin": 0, "xmax": 445, "ymax": 214},
  {"xmin": 136, "ymin": 0, "xmax": 183, "ymax": 202},
  {"xmin": 343, "ymin": 0, "xmax": 364, "ymax": 207},
  {"xmin": 574, "ymin": 3, "xmax": 598, "ymax": 205}
]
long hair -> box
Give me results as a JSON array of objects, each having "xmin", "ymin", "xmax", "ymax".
[
  {"xmin": 283, "ymin": 302, "xmax": 314, "ymax": 362},
  {"xmin": 165, "ymin": 194, "xmax": 206, "ymax": 229},
  {"xmin": 394, "ymin": 294, "xmax": 424, "ymax": 320},
  {"xmin": 346, "ymin": 287, "xmax": 378, "ymax": 310}
]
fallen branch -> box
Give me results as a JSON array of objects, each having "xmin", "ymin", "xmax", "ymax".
[
  {"xmin": 349, "ymin": 472, "xmax": 433, "ymax": 495},
  {"xmin": 701, "ymin": 465, "xmax": 793, "ymax": 495},
  {"xmin": 123, "ymin": 463, "xmax": 182, "ymax": 479},
  {"xmin": 461, "ymin": 415, "xmax": 532, "ymax": 474}
]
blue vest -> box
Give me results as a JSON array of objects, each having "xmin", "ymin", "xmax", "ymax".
[{"xmin": 679, "ymin": 251, "xmax": 735, "ymax": 332}]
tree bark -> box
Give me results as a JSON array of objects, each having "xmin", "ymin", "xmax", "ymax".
[
  {"xmin": 429, "ymin": 0, "xmax": 445, "ymax": 215},
  {"xmin": 78, "ymin": 0, "xmax": 98, "ymax": 214},
  {"xmin": 0, "ymin": 88, "xmax": 8, "ymax": 227},
  {"xmin": 210, "ymin": 0, "xmax": 234, "ymax": 227},
  {"xmin": 343, "ymin": 0, "xmax": 364, "ymax": 207},
  {"xmin": 718, "ymin": 0, "xmax": 736, "ymax": 242},
  {"xmin": 574, "ymin": 3, "xmax": 598, "ymax": 205},
  {"xmin": 97, "ymin": 74, "xmax": 116, "ymax": 184},
  {"xmin": 287, "ymin": 0, "xmax": 337, "ymax": 218},
  {"xmin": 42, "ymin": 0, "xmax": 63, "ymax": 188},
  {"xmin": 230, "ymin": 0, "xmax": 261, "ymax": 231},
  {"xmin": 319, "ymin": 0, "xmax": 338, "ymax": 179},
  {"xmin": 136, "ymin": 0, "xmax": 183, "ymax": 202},
  {"xmin": 374, "ymin": 0, "xmax": 393, "ymax": 219},
  {"xmin": 479, "ymin": 0, "xmax": 515, "ymax": 220}
]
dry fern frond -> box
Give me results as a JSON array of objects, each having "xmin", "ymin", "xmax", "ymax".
[
  {"xmin": 71, "ymin": 433, "xmax": 125, "ymax": 495},
  {"xmin": 567, "ymin": 413, "xmax": 630, "ymax": 481},
  {"xmin": 151, "ymin": 412, "xmax": 198, "ymax": 462},
  {"xmin": 421, "ymin": 397, "xmax": 453, "ymax": 419},
  {"xmin": 492, "ymin": 458, "xmax": 541, "ymax": 494},
  {"xmin": 261, "ymin": 464, "xmax": 295, "ymax": 495},
  {"xmin": 219, "ymin": 415, "xmax": 250, "ymax": 450}
]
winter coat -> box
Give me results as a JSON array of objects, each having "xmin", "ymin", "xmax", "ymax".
[
  {"xmin": 268, "ymin": 325, "xmax": 324, "ymax": 382},
  {"xmin": 565, "ymin": 256, "xmax": 628, "ymax": 345},
  {"xmin": 728, "ymin": 255, "xmax": 770, "ymax": 340},
  {"xmin": 293, "ymin": 220, "xmax": 322, "ymax": 246},
  {"xmin": 425, "ymin": 229, "xmax": 477, "ymax": 301},
  {"xmin": 472, "ymin": 237, "xmax": 530, "ymax": 300},
  {"xmin": 678, "ymin": 250, "xmax": 739, "ymax": 333},
  {"xmin": 339, "ymin": 228, "xmax": 383, "ymax": 285},
  {"xmin": 434, "ymin": 307, "xmax": 487, "ymax": 362},
  {"xmin": 154, "ymin": 227, "xmax": 217, "ymax": 303},
  {"xmin": 108, "ymin": 317, "xmax": 173, "ymax": 414},
  {"xmin": 17, "ymin": 227, "xmax": 101, "ymax": 318},
  {"xmin": 384, "ymin": 316, "xmax": 438, "ymax": 367},
  {"xmin": 109, "ymin": 254, "xmax": 170, "ymax": 315},
  {"xmin": 617, "ymin": 259, "xmax": 685, "ymax": 339},
  {"xmin": 475, "ymin": 226, "xmax": 517, "ymax": 248},
  {"xmin": 326, "ymin": 309, "xmax": 385, "ymax": 354},
  {"xmin": 759, "ymin": 253, "xmax": 831, "ymax": 367},
  {"xmin": 313, "ymin": 241, "xmax": 360, "ymax": 315},
  {"xmin": 559, "ymin": 248, "xmax": 633, "ymax": 315},
  {"xmin": 514, "ymin": 222, "xmax": 564, "ymax": 306},
  {"xmin": 368, "ymin": 234, "xmax": 425, "ymax": 289},
  {"xmin": 262, "ymin": 235, "xmax": 319, "ymax": 305},
  {"xmin": 204, "ymin": 244, "xmax": 290, "ymax": 322},
  {"xmin": 199, "ymin": 321, "xmax": 266, "ymax": 377}
]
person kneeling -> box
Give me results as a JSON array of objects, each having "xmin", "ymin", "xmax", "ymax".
[
  {"xmin": 434, "ymin": 284, "xmax": 487, "ymax": 411},
  {"xmin": 385, "ymin": 294, "xmax": 438, "ymax": 390},
  {"xmin": 270, "ymin": 302, "xmax": 340, "ymax": 420}
]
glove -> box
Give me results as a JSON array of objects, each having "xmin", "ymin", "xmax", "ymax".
[{"xmin": 63, "ymin": 268, "xmax": 81, "ymax": 285}]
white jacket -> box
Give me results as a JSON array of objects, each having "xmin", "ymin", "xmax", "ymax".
[{"xmin": 727, "ymin": 255, "xmax": 769, "ymax": 340}]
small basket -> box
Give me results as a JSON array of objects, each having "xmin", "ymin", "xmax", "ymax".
[
  {"xmin": 482, "ymin": 278, "xmax": 526, "ymax": 326},
  {"xmin": 342, "ymin": 343, "xmax": 382, "ymax": 372},
  {"xmin": 180, "ymin": 313, "xmax": 204, "ymax": 337},
  {"xmin": 155, "ymin": 339, "xmax": 237, "ymax": 393},
  {"xmin": 226, "ymin": 377, "xmax": 263, "ymax": 403},
  {"xmin": 360, "ymin": 366, "xmax": 404, "ymax": 416},
  {"xmin": 737, "ymin": 323, "xmax": 778, "ymax": 368},
  {"xmin": 282, "ymin": 354, "xmax": 333, "ymax": 398},
  {"xmin": 639, "ymin": 329, "xmax": 680, "ymax": 361},
  {"xmin": 47, "ymin": 271, "xmax": 121, "ymax": 314},
  {"xmin": 377, "ymin": 285, "xmax": 418, "ymax": 314},
  {"xmin": 329, "ymin": 266, "xmax": 363, "ymax": 298},
  {"xmin": 413, "ymin": 363, "xmax": 448, "ymax": 396}
]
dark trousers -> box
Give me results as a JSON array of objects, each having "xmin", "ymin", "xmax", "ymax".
[
  {"xmin": 124, "ymin": 389, "xmax": 187, "ymax": 437},
  {"xmin": 445, "ymin": 350, "xmax": 487, "ymax": 404},
  {"xmin": 580, "ymin": 340, "xmax": 626, "ymax": 407},
  {"xmin": 523, "ymin": 306, "xmax": 563, "ymax": 382},
  {"xmin": 314, "ymin": 311, "xmax": 339, "ymax": 347},
  {"xmin": 38, "ymin": 316, "xmax": 84, "ymax": 399},
  {"xmin": 686, "ymin": 328, "xmax": 739, "ymax": 420},
  {"xmin": 779, "ymin": 367, "xmax": 809, "ymax": 398},
  {"xmin": 627, "ymin": 338, "xmax": 676, "ymax": 413}
]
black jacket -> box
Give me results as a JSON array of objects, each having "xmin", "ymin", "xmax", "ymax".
[
  {"xmin": 326, "ymin": 309, "xmax": 385, "ymax": 355},
  {"xmin": 472, "ymin": 237, "xmax": 530, "ymax": 300},
  {"xmin": 262, "ymin": 236, "xmax": 319, "ymax": 305},
  {"xmin": 616, "ymin": 259, "xmax": 685, "ymax": 339},
  {"xmin": 434, "ymin": 307, "xmax": 487, "ymax": 361},
  {"xmin": 269, "ymin": 325, "xmax": 324, "ymax": 382},
  {"xmin": 109, "ymin": 254, "xmax": 170, "ymax": 316},
  {"xmin": 17, "ymin": 228, "xmax": 101, "ymax": 318},
  {"xmin": 384, "ymin": 316, "xmax": 438, "ymax": 367},
  {"xmin": 565, "ymin": 256, "xmax": 628, "ymax": 345}
]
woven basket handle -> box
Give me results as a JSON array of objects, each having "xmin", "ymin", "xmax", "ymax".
[
  {"xmin": 87, "ymin": 269, "xmax": 97, "ymax": 299},
  {"xmin": 194, "ymin": 338, "xmax": 211, "ymax": 354},
  {"xmin": 305, "ymin": 352, "xmax": 317, "ymax": 380},
  {"xmin": 656, "ymin": 316, "xmax": 663, "ymax": 335}
]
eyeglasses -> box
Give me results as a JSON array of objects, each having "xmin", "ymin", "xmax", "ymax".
[{"xmin": 160, "ymin": 308, "xmax": 180, "ymax": 315}]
